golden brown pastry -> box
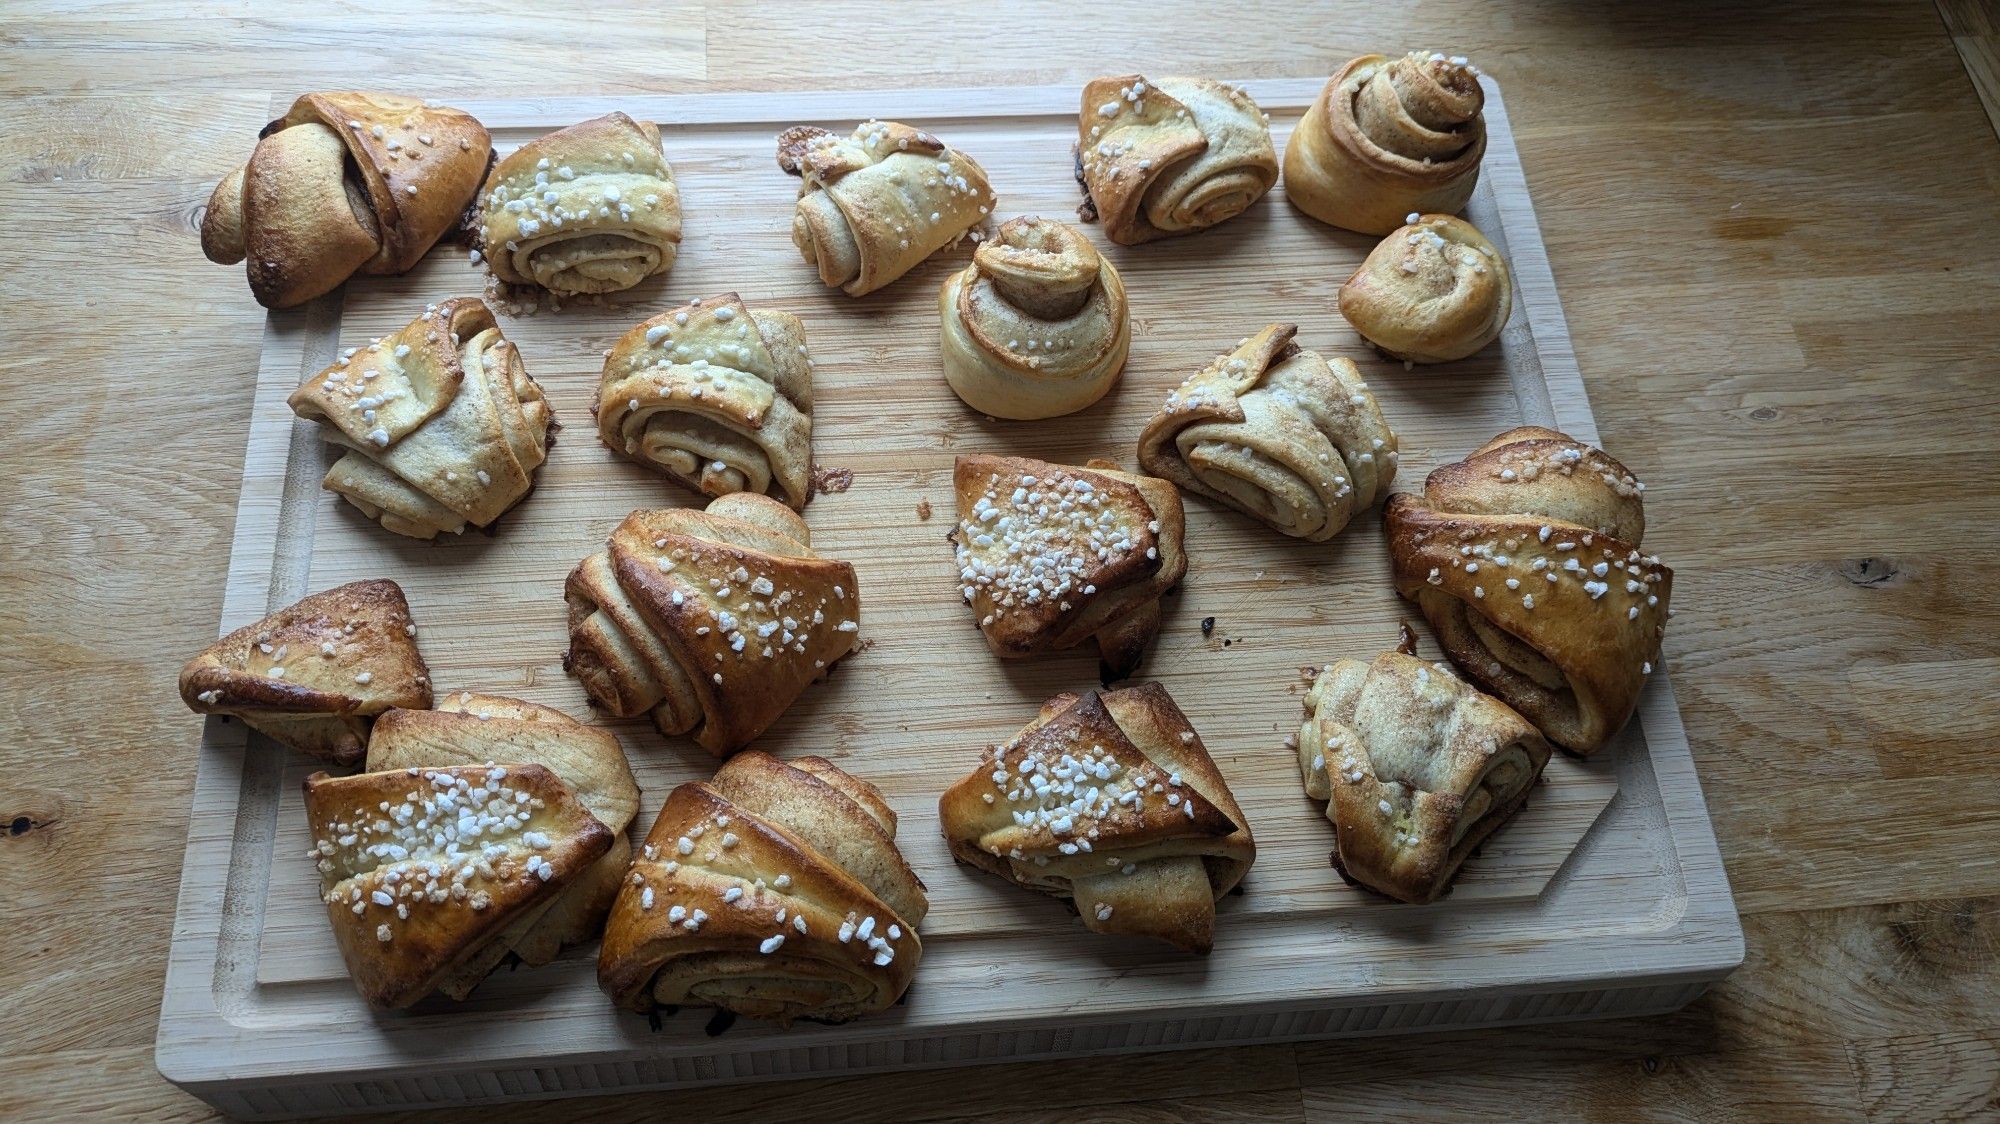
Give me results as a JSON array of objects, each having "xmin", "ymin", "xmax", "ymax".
[
  {"xmin": 288, "ymin": 297, "xmax": 553, "ymax": 539},
  {"xmin": 1384, "ymin": 427, "xmax": 1672, "ymax": 755},
  {"xmin": 1297, "ymin": 648, "xmax": 1552, "ymax": 903},
  {"xmin": 1076, "ymin": 75, "xmax": 1277, "ymax": 245},
  {"xmin": 304, "ymin": 763, "xmax": 613, "ymax": 1009},
  {"xmin": 778, "ymin": 119, "xmax": 995, "ymax": 296},
  {"xmin": 201, "ymin": 92, "xmax": 491, "ymax": 308},
  {"xmin": 476, "ymin": 112, "xmax": 683, "ymax": 297},
  {"xmin": 949, "ymin": 454, "xmax": 1186, "ymax": 678},
  {"xmin": 1284, "ymin": 53, "xmax": 1486, "ymax": 235},
  {"xmin": 600, "ymin": 751, "xmax": 927, "ymax": 1024},
  {"xmin": 1138, "ymin": 323, "xmax": 1399, "ymax": 541},
  {"xmin": 564, "ymin": 494, "xmax": 860, "ymax": 756},
  {"xmin": 364, "ymin": 693, "xmax": 641, "ymax": 990},
  {"xmin": 938, "ymin": 685, "xmax": 1254, "ymax": 953},
  {"xmin": 1339, "ymin": 213, "xmax": 1512, "ymax": 364},
  {"xmin": 178, "ymin": 579, "xmax": 431, "ymax": 765},
  {"xmin": 938, "ymin": 215, "xmax": 1129, "ymax": 420},
  {"xmin": 596, "ymin": 293, "xmax": 813, "ymax": 509}
]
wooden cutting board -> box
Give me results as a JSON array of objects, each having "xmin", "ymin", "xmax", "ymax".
[{"xmin": 156, "ymin": 77, "xmax": 1740, "ymax": 1119}]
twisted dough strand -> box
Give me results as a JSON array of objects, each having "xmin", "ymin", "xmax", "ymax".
[
  {"xmin": 939, "ymin": 215, "xmax": 1129, "ymax": 419},
  {"xmin": 598, "ymin": 293, "xmax": 813, "ymax": 509},
  {"xmin": 1139, "ymin": 324, "xmax": 1398, "ymax": 541},
  {"xmin": 479, "ymin": 112, "xmax": 682, "ymax": 296},
  {"xmin": 1283, "ymin": 53, "xmax": 1487, "ymax": 235},
  {"xmin": 600, "ymin": 752, "xmax": 926, "ymax": 1025},
  {"xmin": 288, "ymin": 297, "xmax": 552, "ymax": 539},
  {"xmin": 1384, "ymin": 426, "xmax": 1671, "ymax": 755},
  {"xmin": 1076, "ymin": 75, "xmax": 1277, "ymax": 245},
  {"xmin": 1297, "ymin": 650, "xmax": 1551, "ymax": 903}
]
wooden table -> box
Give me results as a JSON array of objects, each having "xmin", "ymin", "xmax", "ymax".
[{"xmin": 4, "ymin": 3, "xmax": 1996, "ymax": 1119}]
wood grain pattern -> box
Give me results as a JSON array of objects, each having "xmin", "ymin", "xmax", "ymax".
[{"xmin": 6, "ymin": 1, "xmax": 1999, "ymax": 1121}]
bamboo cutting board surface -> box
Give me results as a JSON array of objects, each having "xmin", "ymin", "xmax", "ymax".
[{"xmin": 156, "ymin": 77, "xmax": 1739, "ymax": 1113}]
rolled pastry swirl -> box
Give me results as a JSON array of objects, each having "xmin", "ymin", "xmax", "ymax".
[
  {"xmin": 1076, "ymin": 75, "xmax": 1278, "ymax": 245},
  {"xmin": 289, "ymin": 297, "xmax": 553, "ymax": 539},
  {"xmin": 1284, "ymin": 52, "xmax": 1487, "ymax": 235},
  {"xmin": 1138, "ymin": 323, "xmax": 1399, "ymax": 541},
  {"xmin": 178, "ymin": 579, "xmax": 432, "ymax": 765},
  {"xmin": 950, "ymin": 454, "xmax": 1186, "ymax": 679},
  {"xmin": 778, "ymin": 119, "xmax": 995, "ymax": 296},
  {"xmin": 600, "ymin": 751, "xmax": 927, "ymax": 1025},
  {"xmin": 938, "ymin": 685, "xmax": 1255, "ymax": 953},
  {"xmin": 477, "ymin": 112, "xmax": 683, "ymax": 296},
  {"xmin": 304, "ymin": 763, "xmax": 613, "ymax": 1009},
  {"xmin": 201, "ymin": 92, "xmax": 491, "ymax": 308},
  {"xmin": 597, "ymin": 293, "xmax": 813, "ymax": 509},
  {"xmin": 1383, "ymin": 426, "xmax": 1672, "ymax": 755},
  {"xmin": 1339, "ymin": 213, "xmax": 1512, "ymax": 364},
  {"xmin": 939, "ymin": 215, "xmax": 1130, "ymax": 420},
  {"xmin": 364, "ymin": 693, "xmax": 641, "ymax": 993},
  {"xmin": 1298, "ymin": 649, "xmax": 1551, "ymax": 903},
  {"xmin": 564, "ymin": 494, "xmax": 860, "ymax": 756}
]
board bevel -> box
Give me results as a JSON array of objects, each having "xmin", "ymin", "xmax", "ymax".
[{"xmin": 156, "ymin": 77, "xmax": 1741, "ymax": 1119}]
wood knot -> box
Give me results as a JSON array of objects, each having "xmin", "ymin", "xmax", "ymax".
[
  {"xmin": 1749, "ymin": 406, "xmax": 1778, "ymax": 421},
  {"xmin": 1838, "ymin": 557, "xmax": 1905, "ymax": 588}
]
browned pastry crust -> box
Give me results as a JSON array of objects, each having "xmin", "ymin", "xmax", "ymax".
[
  {"xmin": 1137, "ymin": 323, "xmax": 1399, "ymax": 541},
  {"xmin": 477, "ymin": 112, "xmax": 683, "ymax": 297},
  {"xmin": 937, "ymin": 685, "xmax": 1255, "ymax": 953},
  {"xmin": 564, "ymin": 494, "xmax": 859, "ymax": 756},
  {"xmin": 1284, "ymin": 53, "xmax": 1487, "ymax": 235},
  {"xmin": 178, "ymin": 579, "xmax": 431, "ymax": 764},
  {"xmin": 304, "ymin": 763, "xmax": 613, "ymax": 1009},
  {"xmin": 201, "ymin": 92, "xmax": 491, "ymax": 308},
  {"xmin": 778, "ymin": 119, "xmax": 994, "ymax": 296},
  {"xmin": 1338, "ymin": 214, "xmax": 1512, "ymax": 364},
  {"xmin": 596, "ymin": 293, "xmax": 813, "ymax": 509},
  {"xmin": 288, "ymin": 297, "xmax": 553, "ymax": 539},
  {"xmin": 949, "ymin": 454, "xmax": 1186, "ymax": 678},
  {"xmin": 363, "ymin": 693, "xmax": 641, "ymax": 994},
  {"xmin": 1297, "ymin": 651, "xmax": 1551, "ymax": 903},
  {"xmin": 938, "ymin": 215, "xmax": 1130, "ymax": 420},
  {"xmin": 599, "ymin": 751, "xmax": 927, "ymax": 1025},
  {"xmin": 1076, "ymin": 75, "xmax": 1277, "ymax": 245},
  {"xmin": 1383, "ymin": 426, "xmax": 1672, "ymax": 755}
]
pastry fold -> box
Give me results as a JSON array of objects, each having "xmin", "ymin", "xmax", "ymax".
[
  {"xmin": 1298, "ymin": 650, "xmax": 1551, "ymax": 903},
  {"xmin": 304, "ymin": 763, "xmax": 613, "ymax": 1009},
  {"xmin": 1284, "ymin": 53, "xmax": 1487, "ymax": 235},
  {"xmin": 288, "ymin": 297, "xmax": 553, "ymax": 539},
  {"xmin": 1076, "ymin": 75, "xmax": 1277, "ymax": 245},
  {"xmin": 600, "ymin": 751, "xmax": 927, "ymax": 1024},
  {"xmin": 938, "ymin": 685, "xmax": 1255, "ymax": 953},
  {"xmin": 939, "ymin": 215, "xmax": 1129, "ymax": 420},
  {"xmin": 1138, "ymin": 323, "xmax": 1399, "ymax": 541},
  {"xmin": 564, "ymin": 494, "xmax": 860, "ymax": 756},
  {"xmin": 1339, "ymin": 214, "xmax": 1512, "ymax": 364},
  {"xmin": 364, "ymin": 693, "xmax": 641, "ymax": 992},
  {"xmin": 178, "ymin": 579, "xmax": 431, "ymax": 765},
  {"xmin": 597, "ymin": 293, "xmax": 813, "ymax": 509},
  {"xmin": 777, "ymin": 119, "xmax": 995, "ymax": 296},
  {"xmin": 478, "ymin": 112, "xmax": 683, "ymax": 297},
  {"xmin": 201, "ymin": 92, "xmax": 491, "ymax": 308},
  {"xmin": 949, "ymin": 454, "xmax": 1186, "ymax": 678},
  {"xmin": 1383, "ymin": 426, "xmax": 1672, "ymax": 755}
]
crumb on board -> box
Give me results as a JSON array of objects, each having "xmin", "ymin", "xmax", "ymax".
[
  {"xmin": 810, "ymin": 464, "xmax": 854, "ymax": 495},
  {"xmin": 1200, "ymin": 616, "xmax": 1215, "ymax": 637},
  {"xmin": 916, "ymin": 499, "xmax": 932, "ymax": 521}
]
